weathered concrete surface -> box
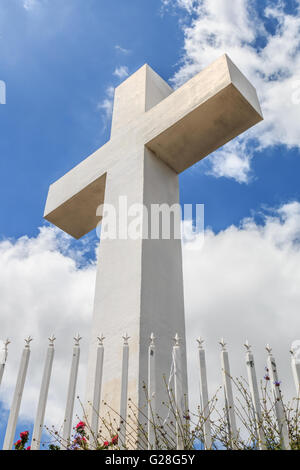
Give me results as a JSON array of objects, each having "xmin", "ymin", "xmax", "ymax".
[{"xmin": 43, "ymin": 55, "xmax": 263, "ymax": 434}]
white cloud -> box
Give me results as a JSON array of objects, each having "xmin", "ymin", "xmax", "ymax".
[
  {"xmin": 113, "ymin": 65, "xmax": 129, "ymax": 80},
  {"xmin": 98, "ymin": 65, "xmax": 129, "ymax": 126},
  {"xmin": 162, "ymin": 0, "xmax": 196, "ymax": 14},
  {"xmin": 184, "ymin": 201, "xmax": 300, "ymax": 412},
  {"xmin": 23, "ymin": 0, "xmax": 39, "ymax": 11},
  {"xmin": 165, "ymin": 0, "xmax": 300, "ymax": 182},
  {"xmin": 98, "ymin": 98, "xmax": 113, "ymax": 121},
  {"xmin": 0, "ymin": 226, "xmax": 97, "ymax": 430},
  {"xmin": 97, "ymin": 86, "xmax": 115, "ymax": 123},
  {"xmin": 1, "ymin": 203, "xmax": 300, "ymax": 436},
  {"xmin": 205, "ymin": 139, "xmax": 252, "ymax": 184},
  {"xmin": 115, "ymin": 45, "xmax": 131, "ymax": 55}
]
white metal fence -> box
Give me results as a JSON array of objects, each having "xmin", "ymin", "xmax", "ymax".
[{"xmin": 0, "ymin": 334, "xmax": 299, "ymax": 450}]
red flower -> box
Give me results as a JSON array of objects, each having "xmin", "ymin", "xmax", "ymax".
[
  {"xmin": 112, "ymin": 435, "xmax": 118, "ymax": 444},
  {"xmin": 75, "ymin": 421, "xmax": 86, "ymax": 434},
  {"xmin": 75, "ymin": 421, "xmax": 86, "ymax": 436},
  {"xmin": 103, "ymin": 441, "xmax": 109, "ymax": 447},
  {"xmin": 26, "ymin": 446, "xmax": 31, "ymax": 451},
  {"xmin": 76, "ymin": 421, "xmax": 86, "ymax": 429},
  {"xmin": 20, "ymin": 431, "xmax": 29, "ymax": 440},
  {"xmin": 15, "ymin": 432, "xmax": 30, "ymax": 450},
  {"xmin": 14, "ymin": 439, "xmax": 23, "ymax": 450}
]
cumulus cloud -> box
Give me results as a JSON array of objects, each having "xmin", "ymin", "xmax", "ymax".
[
  {"xmin": 184, "ymin": 201, "xmax": 300, "ymax": 411},
  {"xmin": 0, "ymin": 203, "xmax": 299, "ymax": 435},
  {"xmin": 165, "ymin": 0, "xmax": 300, "ymax": 182},
  {"xmin": 0, "ymin": 226, "xmax": 97, "ymax": 430},
  {"xmin": 205, "ymin": 139, "xmax": 253, "ymax": 183},
  {"xmin": 113, "ymin": 65, "xmax": 129, "ymax": 80}
]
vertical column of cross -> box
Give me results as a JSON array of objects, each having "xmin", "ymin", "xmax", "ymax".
[
  {"xmin": 90, "ymin": 334, "xmax": 105, "ymax": 445},
  {"xmin": 266, "ymin": 345, "xmax": 290, "ymax": 450},
  {"xmin": 244, "ymin": 340, "xmax": 266, "ymax": 450},
  {"xmin": 3, "ymin": 336, "xmax": 32, "ymax": 450},
  {"xmin": 0, "ymin": 339, "xmax": 10, "ymax": 388},
  {"xmin": 147, "ymin": 333, "xmax": 156, "ymax": 450},
  {"xmin": 31, "ymin": 335, "xmax": 56, "ymax": 450},
  {"xmin": 119, "ymin": 334, "xmax": 130, "ymax": 449},
  {"xmin": 220, "ymin": 339, "xmax": 239, "ymax": 449},
  {"xmin": 197, "ymin": 338, "xmax": 212, "ymax": 449},
  {"xmin": 62, "ymin": 334, "xmax": 81, "ymax": 448}
]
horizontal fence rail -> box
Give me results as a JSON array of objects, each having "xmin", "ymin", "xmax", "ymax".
[{"xmin": 0, "ymin": 334, "xmax": 299, "ymax": 450}]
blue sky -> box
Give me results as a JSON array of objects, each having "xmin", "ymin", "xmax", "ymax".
[
  {"xmin": 0, "ymin": 0, "xmax": 184, "ymax": 240},
  {"xmin": 0, "ymin": 0, "xmax": 299, "ymax": 241},
  {"xmin": 1, "ymin": 0, "xmax": 300, "ymax": 449}
]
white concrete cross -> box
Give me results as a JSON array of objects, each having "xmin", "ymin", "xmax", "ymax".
[{"xmin": 44, "ymin": 54, "xmax": 263, "ymax": 424}]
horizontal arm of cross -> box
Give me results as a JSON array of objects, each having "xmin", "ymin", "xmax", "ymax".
[
  {"xmin": 44, "ymin": 54, "xmax": 263, "ymax": 239},
  {"xmin": 144, "ymin": 54, "xmax": 262, "ymax": 173}
]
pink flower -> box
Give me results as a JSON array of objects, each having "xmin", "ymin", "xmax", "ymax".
[
  {"xmin": 76, "ymin": 421, "xmax": 86, "ymax": 429},
  {"xmin": 75, "ymin": 421, "xmax": 86, "ymax": 436}
]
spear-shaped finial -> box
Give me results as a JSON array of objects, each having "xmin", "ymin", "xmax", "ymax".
[
  {"xmin": 149, "ymin": 332, "xmax": 156, "ymax": 346},
  {"xmin": 266, "ymin": 344, "xmax": 272, "ymax": 355},
  {"xmin": 123, "ymin": 333, "xmax": 130, "ymax": 345},
  {"xmin": 97, "ymin": 334, "xmax": 105, "ymax": 346},
  {"xmin": 48, "ymin": 334, "xmax": 56, "ymax": 346},
  {"xmin": 244, "ymin": 339, "xmax": 252, "ymax": 352},
  {"xmin": 197, "ymin": 337, "xmax": 205, "ymax": 349},
  {"xmin": 173, "ymin": 333, "xmax": 181, "ymax": 346},
  {"xmin": 25, "ymin": 336, "xmax": 33, "ymax": 348},
  {"xmin": 74, "ymin": 333, "xmax": 82, "ymax": 346},
  {"xmin": 219, "ymin": 338, "xmax": 227, "ymax": 351}
]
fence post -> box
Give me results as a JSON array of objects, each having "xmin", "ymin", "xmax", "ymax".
[
  {"xmin": 148, "ymin": 333, "xmax": 156, "ymax": 450},
  {"xmin": 197, "ymin": 338, "xmax": 212, "ymax": 450},
  {"xmin": 290, "ymin": 347, "xmax": 300, "ymax": 399},
  {"xmin": 220, "ymin": 339, "xmax": 239, "ymax": 449},
  {"xmin": 3, "ymin": 336, "xmax": 32, "ymax": 450},
  {"xmin": 173, "ymin": 333, "xmax": 185, "ymax": 450},
  {"xmin": 244, "ymin": 340, "xmax": 266, "ymax": 450},
  {"xmin": 119, "ymin": 333, "xmax": 129, "ymax": 449},
  {"xmin": 266, "ymin": 345, "xmax": 290, "ymax": 450},
  {"xmin": 90, "ymin": 334, "xmax": 105, "ymax": 445},
  {"xmin": 62, "ymin": 334, "xmax": 81, "ymax": 448},
  {"xmin": 0, "ymin": 339, "xmax": 10, "ymax": 388},
  {"xmin": 31, "ymin": 335, "xmax": 56, "ymax": 450}
]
